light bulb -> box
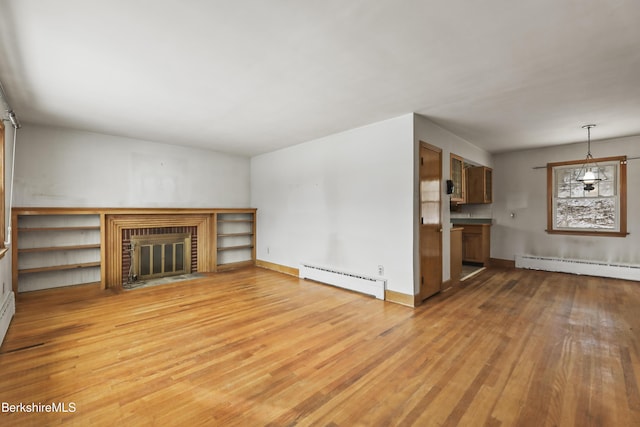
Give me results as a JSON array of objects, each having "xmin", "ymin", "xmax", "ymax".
[{"xmin": 582, "ymin": 170, "xmax": 596, "ymax": 184}]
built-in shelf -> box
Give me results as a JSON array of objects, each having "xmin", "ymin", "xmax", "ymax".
[
  {"xmin": 18, "ymin": 226, "xmax": 101, "ymax": 232},
  {"xmin": 13, "ymin": 212, "xmax": 102, "ymax": 292},
  {"xmin": 217, "ymin": 233, "xmax": 254, "ymax": 237},
  {"xmin": 217, "ymin": 244, "xmax": 255, "ymax": 252},
  {"xmin": 215, "ymin": 212, "xmax": 256, "ymax": 271},
  {"xmin": 19, "ymin": 244, "xmax": 101, "ymax": 253},
  {"xmin": 19, "ymin": 261, "xmax": 102, "ymax": 275}
]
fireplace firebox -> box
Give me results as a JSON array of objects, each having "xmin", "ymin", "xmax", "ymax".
[{"xmin": 130, "ymin": 233, "xmax": 192, "ymax": 281}]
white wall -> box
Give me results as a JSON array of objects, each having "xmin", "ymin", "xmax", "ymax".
[
  {"xmin": 14, "ymin": 124, "xmax": 250, "ymax": 207},
  {"xmin": 251, "ymin": 114, "xmax": 415, "ymax": 295},
  {"xmin": 492, "ymin": 135, "xmax": 640, "ymax": 264},
  {"xmin": 413, "ymin": 115, "xmax": 493, "ymax": 284}
]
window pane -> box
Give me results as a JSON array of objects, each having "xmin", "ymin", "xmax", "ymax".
[
  {"xmin": 570, "ymin": 183, "xmax": 585, "ymax": 198},
  {"xmin": 555, "ymin": 198, "xmax": 616, "ymax": 229},
  {"xmin": 599, "ymin": 180, "xmax": 614, "ymax": 197},
  {"xmin": 556, "ymin": 169, "xmax": 573, "ymax": 198},
  {"xmin": 599, "ymin": 165, "xmax": 614, "ymax": 182}
]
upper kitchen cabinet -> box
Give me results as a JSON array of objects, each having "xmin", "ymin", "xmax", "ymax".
[
  {"xmin": 449, "ymin": 153, "xmax": 466, "ymax": 203},
  {"xmin": 466, "ymin": 166, "xmax": 492, "ymax": 204}
]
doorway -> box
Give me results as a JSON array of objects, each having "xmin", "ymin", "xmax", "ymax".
[{"xmin": 419, "ymin": 141, "xmax": 443, "ymax": 300}]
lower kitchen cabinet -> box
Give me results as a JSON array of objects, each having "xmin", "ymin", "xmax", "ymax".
[{"xmin": 461, "ymin": 224, "xmax": 491, "ymax": 266}]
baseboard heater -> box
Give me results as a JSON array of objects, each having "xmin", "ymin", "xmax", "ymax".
[
  {"xmin": 299, "ymin": 263, "xmax": 386, "ymax": 300},
  {"xmin": 515, "ymin": 255, "xmax": 640, "ymax": 282},
  {"xmin": 0, "ymin": 291, "xmax": 16, "ymax": 345}
]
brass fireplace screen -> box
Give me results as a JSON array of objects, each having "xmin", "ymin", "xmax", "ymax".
[{"xmin": 131, "ymin": 233, "xmax": 192, "ymax": 280}]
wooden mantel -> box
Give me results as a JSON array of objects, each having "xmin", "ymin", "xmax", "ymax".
[{"xmin": 12, "ymin": 207, "xmax": 257, "ymax": 292}]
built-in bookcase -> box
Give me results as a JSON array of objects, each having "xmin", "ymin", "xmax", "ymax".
[
  {"xmin": 12, "ymin": 208, "xmax": 257, "ymax": 292},
  {"xmin": 16, "ymin": 214, "xmax": 101, "ymax": 292},
  {"xmin": 215, "ymin": 212, "xmax": 255, "ymax": 271}
]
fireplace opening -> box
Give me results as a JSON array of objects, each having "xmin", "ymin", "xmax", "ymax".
[{"xmin": 131, "ymin": 233, "xmax": 192, "ymax": 281}]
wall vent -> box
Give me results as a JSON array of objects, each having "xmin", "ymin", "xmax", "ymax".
[
  {"xmin": 299, "ymin": 263, "xmax": 385, "ymax": 300},
  {"xmin": 515, "ymin": 255, "xmax": 640, "ymax": 282}
]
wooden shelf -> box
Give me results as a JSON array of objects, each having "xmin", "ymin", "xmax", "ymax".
[
  {"xmin": 18, "ymin": 226, "xmax": 101, "ymax": 232},
  {"xmin": 13, "ymin": 212, "xmax": 103, "ymax": 292},
  {"xmin": 216, "ymin": 260, "xmax": 255, "ymax": 270},
  {"xmin": 217, "ymin": 245, "xmax": 254, "ymax": 252},
  {"xmin": 215, "ymin": 211, "xmax": 256, "ymax": 272},
  {"xmin": 19, "ymin": 261, "xmax": 101, "ymax": 275},
  {"xmin": 19, "ymin": 244, "xmax": 101, "ymax": 253}
]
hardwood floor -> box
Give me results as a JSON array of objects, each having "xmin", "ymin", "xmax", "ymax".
[{"xmin": 1, "ymin": 267, "xmax": 639, "ymax": 426}]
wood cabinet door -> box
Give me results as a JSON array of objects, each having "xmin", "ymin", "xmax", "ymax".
[
  {"xmin": 462, "ymin": 232, "xmax": 483, "ymax": 263},
  {"xmin": 484, "ymin": 168, "xmax": 492, "ymax": 203},
  {"xmin": 466, "ymin": 166, "xmax": 492, "ymax": 204},
  {"xmin": 450, "ymin": 154, "xmax": 465, "ymax": 203}
]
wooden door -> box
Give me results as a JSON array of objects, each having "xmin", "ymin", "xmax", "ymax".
[{"xmin": 420, "ymin": 142, "xmax": 443, "ymax": 300}]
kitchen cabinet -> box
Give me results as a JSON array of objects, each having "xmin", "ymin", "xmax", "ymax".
[
  {"xmin": 461, "ymin": 224, "xmax": 491, "ymax": 265},
  {"xmin": 466, "ymin": 166, "xmax": 492, "ymax": 204},
  {"xmin": 449, "ymin": 153, "xmax": 466, "ymax": 203}
]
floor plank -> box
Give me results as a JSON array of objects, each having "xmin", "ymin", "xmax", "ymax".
[{"xmin": 1, "ymin": 267, "xmax": 639, "ymax": 426}]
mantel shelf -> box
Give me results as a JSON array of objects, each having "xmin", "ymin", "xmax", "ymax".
[{"xmin": 217, "ymin": 233, "xmax": 254, "ymax": 237}]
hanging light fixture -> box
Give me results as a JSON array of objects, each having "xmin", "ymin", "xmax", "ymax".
[{"xmin": 576, "ymin": 124, "xmax": 602, "ymax": 192}]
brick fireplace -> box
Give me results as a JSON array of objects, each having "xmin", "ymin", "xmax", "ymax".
[
  {"xmin": 122, "ymin": 226, "xmax": 198, "ymax": 284},
  {"xmin": 104, "ymin": 213, "xmax": 212, "ymax": 289}
]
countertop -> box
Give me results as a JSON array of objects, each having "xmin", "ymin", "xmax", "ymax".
[{"xmin": 450, "ymin": 218, "xmax": 493, "ymax": 225}]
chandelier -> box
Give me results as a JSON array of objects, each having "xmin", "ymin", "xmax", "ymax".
[{"xmin": 576, "ymin": 124, "xmax": 603, "ymax": 192}]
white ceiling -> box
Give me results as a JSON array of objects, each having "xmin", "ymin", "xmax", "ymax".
[{"xmin": 1, "ymin": 0, "xmax": 639, "ymax": 156}]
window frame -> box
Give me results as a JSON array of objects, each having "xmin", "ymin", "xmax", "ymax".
[{"xmin": 546, "ymin": 155, "xmax": 627, "ymax": 237}]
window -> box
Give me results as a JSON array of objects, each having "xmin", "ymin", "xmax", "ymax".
[{"xmin": 547, "ymin": 156, "xmax": 627, "ymax": 237}]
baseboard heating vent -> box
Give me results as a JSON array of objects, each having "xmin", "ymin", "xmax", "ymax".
[
  {"xmin": 299, "ymin": 263, "xmax": 385, "ymax": 300},
  {"xmin": 515, "ymin": 255, "xmax": 640, "ymax": 282},
  {"xmin": 0, "ymin": 291, "xmax": 16, "ymax": 345}
]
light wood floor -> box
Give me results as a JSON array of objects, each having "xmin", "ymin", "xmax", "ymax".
[{"xmin": 1, "ymin": 267, "xmax": 639, "ymax": 426}]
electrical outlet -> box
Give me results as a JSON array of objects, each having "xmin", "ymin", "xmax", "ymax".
[
  {"xmin": 267, "ymin": 247, "xmax": 270, "ymax": 254},
  {"xmin": 378, "ymin": 265, "xmax": 384, "ymax": 276}
]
